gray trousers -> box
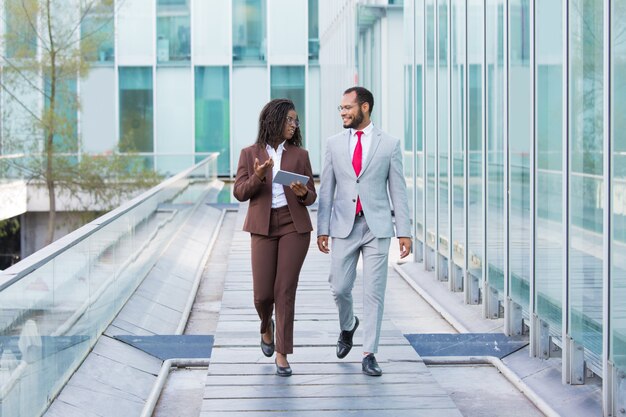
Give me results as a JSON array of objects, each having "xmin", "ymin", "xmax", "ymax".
[{"xmin": 329, "ymin": 216, "xmax": 390, "ymax": 354}]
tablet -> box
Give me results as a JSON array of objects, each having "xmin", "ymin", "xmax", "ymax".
[{"xmin": 273, "ymin": 170, "xmax": 309, "ymax": 186}]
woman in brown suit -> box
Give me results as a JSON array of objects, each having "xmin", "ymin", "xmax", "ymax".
[{"xmin": 233, "ymin": 98, "xmax": 316, "ymax": 376}]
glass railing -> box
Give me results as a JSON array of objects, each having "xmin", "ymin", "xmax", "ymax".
[{"xmin": 0, "ymin": 154, "xmax": 218, "ymax": 417}]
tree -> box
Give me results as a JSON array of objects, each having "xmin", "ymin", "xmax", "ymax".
[{"xmin": 1, "ymin": 0, "xmax": 160, "ymax": 245}]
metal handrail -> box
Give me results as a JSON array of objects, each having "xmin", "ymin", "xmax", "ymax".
[{"xmin": 0, "ymin": 153, "xmax": 218, "ymax": 292}]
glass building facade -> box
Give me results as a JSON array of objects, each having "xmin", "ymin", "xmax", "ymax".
[
  {"xmin": 404, "ymin": 0, "xmax": 625, "ymax": 413},
  {"xmin": 0, "ymin": 0, "xmax": 321, "ymax": 177}
]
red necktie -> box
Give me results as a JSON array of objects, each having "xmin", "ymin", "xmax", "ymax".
[{"xmin": 352, "ymin": 131, "xmax": 363, "ymax": 214}]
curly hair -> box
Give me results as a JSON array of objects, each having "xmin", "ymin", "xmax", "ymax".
[{"xmin": 256, "ymin": 98, "xmax": 303, "ymax": 148}]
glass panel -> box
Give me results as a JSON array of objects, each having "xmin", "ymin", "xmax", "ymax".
[
  {"xmin": 0, "ymin": 157, "xmax": 218, "ymax": 417},
  {"xmin": 233, "ymin": 0, "xmax": 267, "ymax": 63},
  {"xmin": 415, "ymin": 0, "xmax": 425, "ymax": 243},
  {"xmin": 195, "ymin": 67, "xmax": 230, "ymax": 175},
  {"xmin": 119, "ymin": 67, "xmax": 154, "ymax": 153},
  {"xmin": 270, "ymin": 66, "xmax": 305, "ymax": 140},
  {"xmin": 269, "ymin": 0, "xmax": 307, "ymax": 61},
  {"xmin": 438, "ymin": 0, "xmax": 450, "ymax": 259},
  {"xmin": 117, "ymin": 0, "xmax": 154, "ymax": 64},
  {"xmin": 156, "ymin": 68, "xmax": 193, "ymax": 163},
  {"xmin": 309, "ymin": 0, "xmax": 319, "ymax": 62},
  {"xmin": 535, "ymin": 0, "xmax": 563, "ymax": 330},
  {"xmin": 467, "ymin": 0, "xmax": 484, "ymax": 281},
  {"xmin": 81, "ymin": 68, "xmax": 117, "ymax": 153},
  {"xmin": 81, "ymin": 2, "xmax": 115, "ymax": 63},
  {"xmin": 404, "ymin": 65, "xmax": 415, "ymax": 227},
  {"xmin": 157, "ymin": 0, "xmax": 191, "ymax": 63},
  {"xmin": 486, "ymin": 0, "xmax": 505, "ymax": 294},
  {"xmin": 611, "ymin": 0, "xmax": 626, "ymax": 370},
  {"xmin": 425, "ymin": 0, "xmax": 437, "ymax": 250},
  {"xmin": 4, "ymin": 0, "xmax": 37, "ymax": 59},
  {"xmin": 508, "ymin": 0, "xmax": 531, "ymax": 308},
  {"xmin": 193, "ymin": 0, "xmax": 230, "ymax": 64},
  {"xmin": 568, "ymin": 0, "xmax": 604, "ymax": 357},
  {"xmin": 451, "ymin": 0, "xmax": 466, "ymax": 268}
]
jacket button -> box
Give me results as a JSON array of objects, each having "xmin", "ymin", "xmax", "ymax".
[
  {"xmin": 356, "ymin": 179, "xmax": 360, "ymax": 183},
  {"xmin": 352, "ymin": 199, "xmax": 356, "ymax": 202}
]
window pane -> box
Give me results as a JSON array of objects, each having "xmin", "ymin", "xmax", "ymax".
[
  {"xmin": 508, "ymin": 0, "xmax": 531, "ymax": 308},
  {"xmin": 196, "ymin": 67, "xmax": 230, "ymax": 175},
  {"xmin": 438, "ymin": 0, "xmax": 450, "ymax": 261},
  {"xmin": 309, "ymin": 0, "xmax": 319, "ymax": 62},
  {"xmin": 157, "ymin": 0, "xmax": 191, "ymax": 63},
  {"xmin": 568, "ymin": 0, "xmax": 604, "ymax": 358},
  {"xmin": 233, "ymin": 0, "xmax": 267, "ymax": 63},
  {"xmin": 4, "ymin": 0, "xmax": 37, "ymax": 59},
  {"xmin": 44, "ymin": 75, "xmax": 78, "ymax": 153},
  {"xmin": 467, "ymin": 0, "xmax": 484, "ymax": 281},
  {"xmin": 271, "ymin": 66, "xmax": 305, "ymax": 140},
  {"xmin": 404, "ymin": 65, "xmax": 414, "ymax": 227},
  {"xmin": 119, "ymin": 67, "xmax": 154, "ymax": 153},
  {"xmin": 611, "ymin": 0, "xmax": 626, "ymax": 370},
  {"xmin": 415, "ymin": 0, "xmax": 425, "ymax": 242},
  {"xmin": 451, "ymin": 0, "xmax": 466, "ymax": 269},
  {"xmin": 425, "ymin": 0, "xmax": 437, "ymax": 252},
  {"xmin": 81, "ymin": 3, "xmax": 115, "ymax": 63},
  {"xmin": 486, "ymin": 0, "xmax": 505, "ymax": 294},
  {"xmin": 118, "ymin": 0, "xmax": 154, "ymax": 64},
  {"xmin": 535, "ymin": 0, "xmax": 563, "ymax": 331}
]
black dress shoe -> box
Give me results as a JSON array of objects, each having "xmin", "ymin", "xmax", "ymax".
[
  {"xmin": 336, "ymin": 316, "xmax": 359, "ymax": 359},
  {"xmin": 362, "ymin": 353, "xmax": 382, "ymax": 376},
  {"xmin": 275, "ymin": 359, "xmax": 292, "ymax": 377},
  {"xmin": 261, "ymin": 319, "xmax": 275, "ymax": 357}
]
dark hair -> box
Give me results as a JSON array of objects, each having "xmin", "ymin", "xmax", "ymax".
[
  {"xmin": 256, "ymin": 98, "xmax": 303, "ymax": 147},
  {"xmin": 343, "ymin": 86, "xmax": 374, "ymax": 115}
]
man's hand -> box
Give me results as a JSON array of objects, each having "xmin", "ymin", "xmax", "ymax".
[
  {"xmin": 398, "ymin": 237, "xmax": 412, "ymax": 259},
  {"xmin": 317, "ymin": 235, "xmax": 330, "ymax": 254}
]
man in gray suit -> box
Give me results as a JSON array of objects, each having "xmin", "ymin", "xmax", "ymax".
[{"xmin": 317, "ymin": 86, "xmax": 412, "ymax": 376}]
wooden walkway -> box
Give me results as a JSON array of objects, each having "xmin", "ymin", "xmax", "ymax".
[{"xmin": 201, "ymin": 207, "xmax": 462, "ymax": 416}]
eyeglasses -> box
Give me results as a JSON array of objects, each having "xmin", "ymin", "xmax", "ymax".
[
  {"xmin": 286, "ymin": 116, "xmax": 300, "ymax": 128},
  {"xmin": 337, "ymin": 104, "xmax": 356, "ymax": 112}
]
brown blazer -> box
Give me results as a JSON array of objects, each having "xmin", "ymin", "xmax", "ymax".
[{"xmin": 234, "ymin": 143, "xmax": 317, "ymax": 236}]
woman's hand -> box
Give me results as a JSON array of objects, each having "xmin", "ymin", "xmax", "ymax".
[
  {"xmin": 254, "ymin": 157, "xmax": 273, "ymax": 180},
  {"xmin": 290, "ymin": 181, "xmax": 308, "ymax": 198}
]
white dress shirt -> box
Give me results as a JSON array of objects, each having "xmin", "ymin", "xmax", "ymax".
[
  {"xmin": 266, "ymin": 141, "xmax": 288, "ymax": 208},
  {"xmin": 349, "ymin": 122, "xmax": 374, "ymax": 167}
]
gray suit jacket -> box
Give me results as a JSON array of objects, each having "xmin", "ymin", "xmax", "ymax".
[{"xmin": 317, "ymin": 126, "xmax": 411, "ymax": 239}]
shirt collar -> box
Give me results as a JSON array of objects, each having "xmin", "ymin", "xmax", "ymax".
[
  {"xmin": 351, "ymin": 122, "xmax": 374, "ymax": 137},
  {"xmin": 266, "ymin": 141, "xmax": 287, "ymax": 152}
]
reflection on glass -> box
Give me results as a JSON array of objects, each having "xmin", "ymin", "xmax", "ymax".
[
  {"xmin": 309, "ymin": 0, "xmax": 319, "ymax": 62},
  {"xmin": 405, "ymin": 65, "xmax": 415, "ymax": 224},
  {"xmin": 233, "ymin": 0, "xmax": 267, "ymax": 63},
  {"xmin": 426, "ymin": 0, "xmax": 437, "ymax": 251},
  {"xmin": 451, "ymin": 0, "xmax": 465, "ymax": 269},
  {"xmin": 508, "ymin": 0, "xmax": 531, "ymax": 308},
  {"xmin": 438, "ymin": 0, "xmax": 450, "ymax": 259},
  {"xmin": 486, "ymin": 0, "xmax": 505, "ymax": 294},
  {"xmin": 611, "ymin": 0, "xmax": 626, "ymax": 368},
  {"xmin": 195, "ymin": 67, "xmax": 230, "ymax": 175},
  {"xmin": 467, "ymin": 0, "xmax": 484, "ymax": 281},
  {"xmin": 415, "ymin": 1, "xmax": 425, "ymax": 242},
  {"xmin": 4, "ymin": 0, "xmax": 37, "ymax": 59},
  {"xmin": 157, "ymin": 0, "xmax": 191, "ymax": 63},
  {"xmin": 535, "ymin": 0, "xmax": 563, "ymax": 331},
  {"xmin": 81, "ymin": 2, "xmax": 115, "ymax": 63},
  {"xmin": 119, "ymin": 67, "xmax": 154, "ymax": 153},
  {"xmin": 569, "ymin": 0, "xmax": 604, "ymax": 357},
  {"xmin": 271, "ymin": 66, "xmax": 306, "ymax": 139}
]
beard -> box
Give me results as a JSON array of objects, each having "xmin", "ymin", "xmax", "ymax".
[{"xmin": 343, "ymin": 108, "xmax": 365, "ymax": 129}]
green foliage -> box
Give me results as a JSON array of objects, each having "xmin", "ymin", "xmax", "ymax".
[{"xmin": 0, "ymin": 218, "xmax": 19, "ymax": 239}]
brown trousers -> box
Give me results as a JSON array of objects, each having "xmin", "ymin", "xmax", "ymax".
[{"xmin": 250, "ymin": 206, "xmax": 310, "ymax": 354}]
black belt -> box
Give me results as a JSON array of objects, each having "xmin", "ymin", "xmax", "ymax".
[{"xmin": 355, "ymin": 210, "xmax": 364, "ymax": 218}]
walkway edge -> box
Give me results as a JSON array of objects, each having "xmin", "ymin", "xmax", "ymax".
[
  {"xmin": 393, "ymin": 263, "xmax": 561, "ymax": 417},
  {"xmin": 392, "ymin": 263, "xmax": 470, "ymax": 333},
  {"xmin": 422, "ymin": 356, "xmax": 560, "ymax": 417},
  {"xmin": 176, "ymin": 208, "xmax": 227, "ymax": 334}
]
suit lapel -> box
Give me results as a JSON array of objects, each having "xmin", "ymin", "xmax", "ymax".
[
  {"xmin": 341, "ymin": 130, "xmax": 356, "ymax": 178},
  {"xmin": 359, "ymin": 127, "xmax": 382, "ymax": 177}
]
